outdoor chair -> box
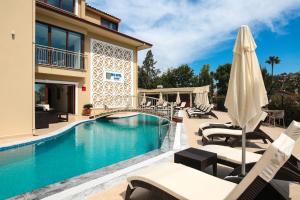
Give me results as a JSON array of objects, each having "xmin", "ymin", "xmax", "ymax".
[
  {"xmin": 198, "ymin": 121, "xmax": 239, "ymax": 135},
  {"xmin": 175, "ymin": 102, "xmax": 186, "ymax": 110},
  {"xmin": 143, "ymin": 101, "xmax": 151, "ymax": 109},
  {"xmin": 269, "ymin": 110, "xmax": 285, "ymax": 128},
  {"xmin": 187, "ymin": 104, "xmax": 218, "ymax": 119},
  {"xmin": 125, "ymin": 123, "xmax": 300, "ymax": 200},
  {"xmin": 201, "ymin": 112, "xmax": 273, "ymax": 145},
  {"xmin": 157, "ymin": 101, "xmax": 168, "ymax": 109},
  {"xmin": 198, "ymin": 121, "xmax": 300, "ymax": 182}
]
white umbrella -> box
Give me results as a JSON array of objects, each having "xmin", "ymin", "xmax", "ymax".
[
  {"xmin": 176, "ymin": 92, "xmax": 181, "ymax": 105},
  {"xmin": 224, "ymin": 25, "xmax": 268, "ymax": 175},
  {"xmin": 202, "ymin": 92, "xmax": 209, "ymax": 105},
  {"xmin": 194, "ymin": 93, "xmax": 200, "ymax": 106},
  {"xmin": 158, "ymin": 92, "xmax": 164, "ymax": 105},
  {"xmin": 141, "ymin": 93, "xmax": 146, "ymax": 105}
]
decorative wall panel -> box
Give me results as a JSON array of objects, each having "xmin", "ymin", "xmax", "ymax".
[{"xmin": 90, "ymin": 39, "xmax": 133, "ymax": 108}]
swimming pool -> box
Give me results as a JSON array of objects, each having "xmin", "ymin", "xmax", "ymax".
[{"xmin": 0, "ymin": 114, "xmax": 169, "ymax": 199}]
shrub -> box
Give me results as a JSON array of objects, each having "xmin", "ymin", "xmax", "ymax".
[{"xmin": 83, "ymin": 103, "xmax": 93, "ymax": 109}]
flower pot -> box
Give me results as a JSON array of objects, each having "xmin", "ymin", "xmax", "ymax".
[{"xmin": 82, "ymin": 108, "xmax": 91, "ymax": 116}]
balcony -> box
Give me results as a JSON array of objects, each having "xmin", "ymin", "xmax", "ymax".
[{"xmin": 36, "ymin": 45, "xmax": 85, "ymax": 70}]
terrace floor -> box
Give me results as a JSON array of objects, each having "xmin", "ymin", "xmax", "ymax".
[{"xmin": 87, "ymin": 110, "xmax": 300, "ymax": 200}]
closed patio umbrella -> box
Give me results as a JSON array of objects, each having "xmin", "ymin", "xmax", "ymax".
[
  {"xmin": 158, "ymin": 92, "xmax": 164, "ymax": 105},
  {"xmin": 202, "ymin": 92, "xmax": 209, "ymax": 105},
  {"xmin": 224, "ymin": 25, "xmax": 268, "ymax": 175},
  {"xmin": 176, "ymin": 92, "xmax": 181, "ymax": 105},
  {"xmin": 141, "ymin": 93, "xmax": 146, "ymax": 105},
  {"xmin": 194, "ymin": 93, "xmax": 200, "ymax": 106}
]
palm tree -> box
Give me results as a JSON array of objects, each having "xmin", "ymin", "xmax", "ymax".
[
  {"xmin": 266, "ymin": 56, "xmax": 280, "ymax": 79},
  {"xmin": 265, "ymin": 56, "xmax": 280, "ymax": 95}
]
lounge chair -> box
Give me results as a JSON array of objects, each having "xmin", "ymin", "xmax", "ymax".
[
  {"xmin": 201, "ymin": 113, "xmax": 273, "ymax": 145},
  {"xmin": 125, "ymin": 123, "xmax": 299, "ymax": 200},
  {"xmin": 143, "ymin": 101, "xmax": 151, "ymax": 109},
  {"xmin": 175, "ymin": 102, "xmax": 186, "ymax": 110},
  {"xmin": 157, "ymin": 101, "xmax": 168, "ymax": 109},
  {"xmin": 187, "ymin": 104, "xmax": 218, "ymax": 119},
  {"xmin": 198, "ymin": 121, "xmax": 239, "ymax": 135}
]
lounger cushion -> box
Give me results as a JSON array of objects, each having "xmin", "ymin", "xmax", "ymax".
[
  {"xmin": 199, "ymin": 145, "xmax": 261, "ymax": 165},
  {"xmin": 199, "ymin": 122, "xmax": 231, "ymax": 131},
  {"xmin": 128, "ymin": 162, "xmax": 236, "ymax": 200},
  {"xmin": 202, "ymin": 128, "xmax": 242, "ymax": 140}
]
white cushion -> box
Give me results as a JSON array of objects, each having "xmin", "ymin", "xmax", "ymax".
[
  {"xmin": 199, "ymin": 145, "xmax": 261, "ymax": 165},
  {"xmin": 199, "ymin": 122, "xmax": 231, "ymax": 131},
  {"xmin": 202, "ymin": 128, "xmax": 242, "ymax": 140},
  {"xmin": 128, "ymin": 162, "xmax": 236, "ymax": 200}
]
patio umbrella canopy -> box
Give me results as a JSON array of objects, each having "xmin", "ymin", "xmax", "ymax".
[
  {"xmin": 141, "ymin": 93, "xmax": 146, "ymax": 105},
  {"xmin": 176, "ymin": 92, "xmax": 181, "ymax": 105},
  {"xmin": 158, "ymin": 92, "xmax": 164, "ymax": 105},
  {"xmin": 224, "ymin": 25, "xmax": 268, "ymax": 175},
  {"xmin": 201, "ymin": 92, "xmax": 209, "ymax": 105},
  {"xmin": 194, "ymin": 93, "xmax": 200, "ymax": 106}
]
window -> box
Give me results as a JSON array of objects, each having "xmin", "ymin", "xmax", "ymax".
[
  {"xmin": 68, "ymin": 32, "xmax": 82, "ymax": 53},
  {"xmin": 101, "ymin": 18, "xmax": 118, "ymax": 31},
  {"xmin": 36, "ymin": 22, "xmax": 48, "ymax": 46},
  {"xmin": 35, "ymin": 22, "xmax": 84, "ymax": 69},
  {"xmin": 51, "ymin": 27, "xmax": 67, "ymax": 50},
  {"xmin": 46, "ymin": 0, "xmax": 74, "ymax": 13},
  {"xmin": 36, "ymin": 22, "xmax": 83, "ymax": 52}
]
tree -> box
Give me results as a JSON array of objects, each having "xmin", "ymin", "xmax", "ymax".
[
  {"xmin": 159, "ymin": 68, "xmax": 177, "ymax": 88},
  {"xmin": 261, "ymin": 66, "xmax": 272, "ymax": 94},
  {"xmin": 138, "ymin": 50, "xmax": 160, "ymax": 89},
  {"xmin": 214, "ymin": 63, "xmax": 231, "ymax": 95},
  {"xmin": 266, "ymin": 56, "xmax": 280, "ymax": 80},
  {"xmin": 198, "ymin": 64, "xmax": 211, "ymax": 86},
  {"xmin": 158, "ymin": 64, "xmax": 198, "ymax": 88},
  {"xmin": 198, "ymin": 64, "xmax": 215, "ymax": 94},
  {"xmin": 173, "ymin": 64, "xmax": 197, "ymax": 87},
  {"xmin": 265, "ymin": 56, "xmax": 280, "ymax": 95}
]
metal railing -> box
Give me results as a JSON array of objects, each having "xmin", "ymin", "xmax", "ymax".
[
  {"xmin": 36, "ymin": 45, "xmax": 85, "ymax": 70},
  {"xmin": 91, "ymin": 95, "xmax": 175, "ymax": 120}
]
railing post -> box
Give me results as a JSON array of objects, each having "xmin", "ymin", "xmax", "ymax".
[{"xmin": 170, "ymin": 103, "xmax": 173, "ymax": 120}]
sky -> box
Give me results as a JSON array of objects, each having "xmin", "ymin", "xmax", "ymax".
[{"xmin": 87, "ymin": 0, "xmax": 300, "ymax": 75}]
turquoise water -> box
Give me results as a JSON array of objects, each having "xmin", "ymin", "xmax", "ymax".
[{"xmin": 0, "ymin": 114, "xmax": 169, "ymax": 199}]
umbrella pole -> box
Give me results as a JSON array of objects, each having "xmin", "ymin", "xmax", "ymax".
[{"xmin": 242, "ymin": 126, "xmax": 246, "ymax": 176}]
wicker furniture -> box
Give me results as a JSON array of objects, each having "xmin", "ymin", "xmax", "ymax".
[{"xmin": 174, "ymin": 148, "xmax": 217, "ymax": 176}]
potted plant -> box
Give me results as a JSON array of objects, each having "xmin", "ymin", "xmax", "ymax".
[{"xmin": 82, "ymin": 103, "xmax": 93, "ymax": 116}]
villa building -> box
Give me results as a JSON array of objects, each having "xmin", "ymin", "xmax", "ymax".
[{"xmin": 0, "ymin": 0, "xmax": 152, "ymax": 138}]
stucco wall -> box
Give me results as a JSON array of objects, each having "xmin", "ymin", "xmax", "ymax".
[
  {"xmin": 35, "ymin": 12, "xmax": 138, "ymax": 114},
  {"xmin": 0, "ymin": 0, "xmax": 35, "ymax": 137}
]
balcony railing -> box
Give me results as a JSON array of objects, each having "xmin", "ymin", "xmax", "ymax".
[{"xmin": 36, "ymin": 45, "xmax": 85, "ymax": 70}]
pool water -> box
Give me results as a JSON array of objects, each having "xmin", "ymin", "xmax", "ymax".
[{"xmin": 0, "ymin": 114, "xmax": 169, "ymax": 199}]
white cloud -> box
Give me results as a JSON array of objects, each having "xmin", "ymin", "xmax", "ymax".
[{"xmin": 87, "ymin": 0, "xmax": 300, "ymax": 70}]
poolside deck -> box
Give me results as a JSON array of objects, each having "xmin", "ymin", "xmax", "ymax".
[
  {"xmin": 1, "ymin": 110, "xmax": 299, "ymax": 199},
  {"xmin": 87, "ymin": 110, "xmax": 300, "ymax": 200}
]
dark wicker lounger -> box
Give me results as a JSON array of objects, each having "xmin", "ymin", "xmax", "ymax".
[
  {"xmin": 201, "ymin": 121, "xmax": 274, "ymax": 145},
  {"xmin": 125, "ymin": 124, "xmax": 300, "ymax": 200},
  {"xmin": 186, "ymin": 106, "xmax": 218, "ymax": 119}
]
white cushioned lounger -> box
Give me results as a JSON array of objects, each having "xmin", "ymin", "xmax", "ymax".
[
  {"xmin": 128, "ymin": 162, "xmax": 237, "ymax": 200},
  {"xmin": 126, "ymin": 121, "xmax": 300, "ymax": 200},
  {"xmin": 199, "ymin": 145, "xmax": 261, "ymax": 165},
  {"xmin": 199, "ymin": 121, "xmax": 232, "ymax": 131},
  {"xmin": 200, "ymin": 120, "xmax": 300, "ymax": 166},
  {"xmin": 202, "ymin": 128, "xmax": 242, "ymax": 139}
]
